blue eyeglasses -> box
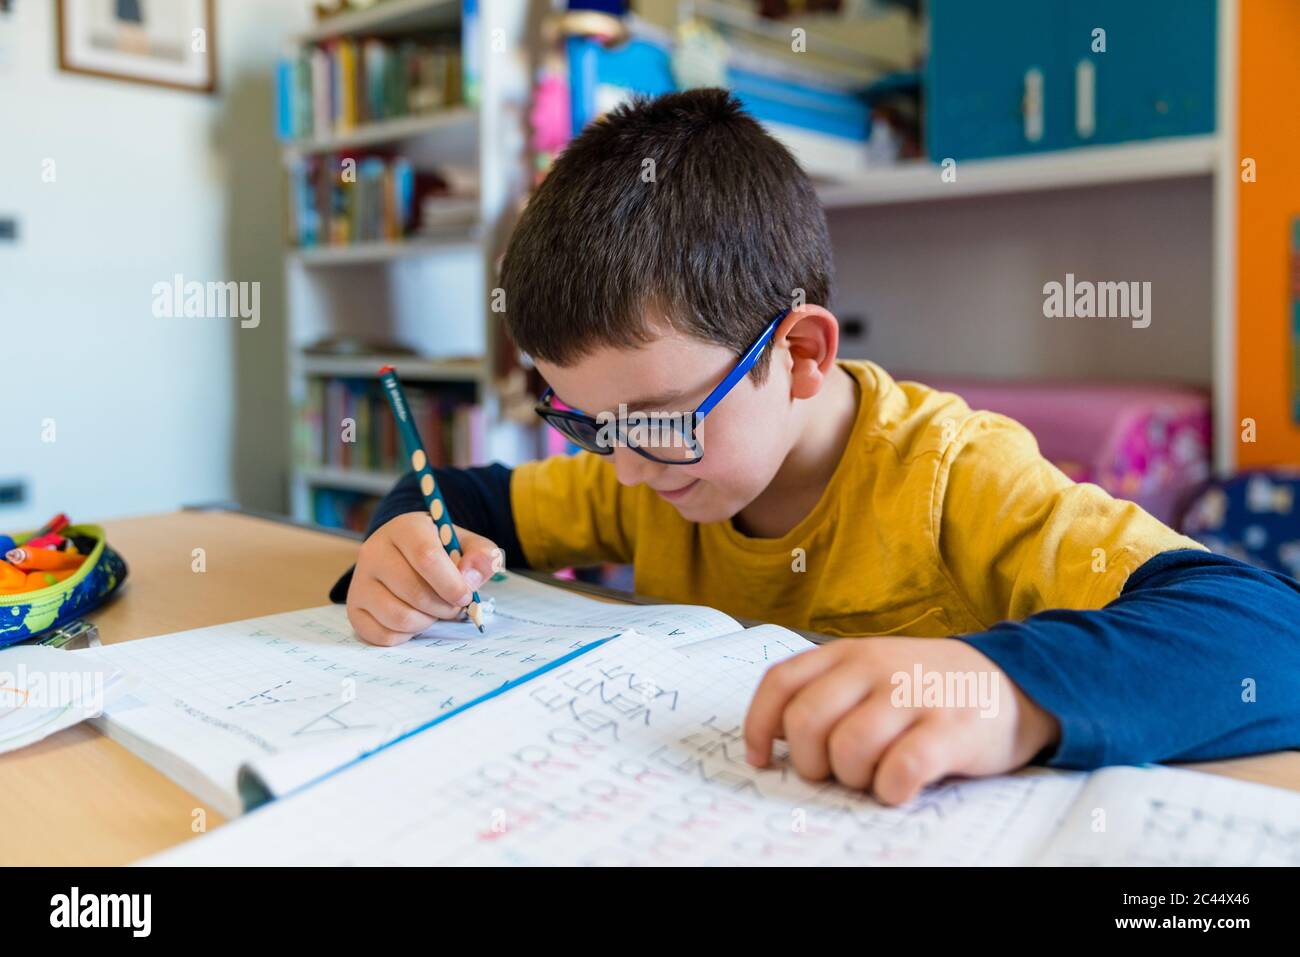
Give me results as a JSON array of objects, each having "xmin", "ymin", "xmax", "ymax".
[{"xmin": 535, "ymin": 309, "xmax": 790, "ymax": 465}]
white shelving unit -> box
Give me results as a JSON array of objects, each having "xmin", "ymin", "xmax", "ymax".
[
  {"xmin": 817, "ymin": 0, "xmax": 1239, "ymax": 475},
  {"xmin": 287, "ymin": 234, "xmax": 480, "ymax": 266},
  {"xmin": 281, "ymin": 0, "xmax": 1243, "ymax": 527},
  {"xmin": 297, "ymin": 465, "xmax": 406, "ymax": 496},
  {"xmin": 283, "ymin": 0, "xmax": 536, "ymax": 524},
  {"xmin": 816, "ymin": 134, "xmax": 1219, "ymax": 208},
  {"xmin": 300, "ymin": 354, "xmax": 486, "ymax": 381},
  {"xmin": 298, "ymin": 0, "xmax": 462, "ymax": 42},
  {"xmin": 283, "ymin": 107, "xmax": 477, "ymax": 156}
]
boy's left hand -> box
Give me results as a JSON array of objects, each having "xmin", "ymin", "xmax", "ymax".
[{"xmin": 744, "ymin": 637, "xmax": 1060, "ymax": 806}]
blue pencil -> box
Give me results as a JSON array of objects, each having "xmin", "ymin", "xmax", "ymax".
[{"xmin": 378, "ymin": 365, "xmax": 486, "ymax": 632}]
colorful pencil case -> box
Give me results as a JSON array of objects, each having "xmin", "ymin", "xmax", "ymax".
[{"xmin": 0, "ymin": 524, "xmax": 128, "ymax": 648}]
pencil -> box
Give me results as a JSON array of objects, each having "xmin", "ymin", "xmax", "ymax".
[{"xmin": 377, "ymin": 365, "xmax": 486, "ymax": 632}]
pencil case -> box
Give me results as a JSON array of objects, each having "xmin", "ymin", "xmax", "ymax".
[{"xmin": 0, "ymin": 524, "xmax": 128, "ymax": 648}]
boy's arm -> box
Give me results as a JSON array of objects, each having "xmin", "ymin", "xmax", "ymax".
[
  {"xmin": 329, "ymin": 463, "xmax": 525, "ymax": 602},
  {"xmin": 937, "ymin": 415, "xmax": 1300, "ymax": 767},
  {"xmin": 958, "ymin": 549, "xmax": 1300, "ymax": 767},
  {"xmin": 935, "ymin": 413, "xmax": 1201, "ymax": 623},
  {"xmin": 331, "ymin": 452, "xmax": 636, "ymax": 600}
]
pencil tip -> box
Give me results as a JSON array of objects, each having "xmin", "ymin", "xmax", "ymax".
[{"xmin": 468, "ymin": 601, "xmax": 485, "ymax": 633}]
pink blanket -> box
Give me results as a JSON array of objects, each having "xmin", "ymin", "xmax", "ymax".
[{"xmin": 909, "ymin": 375, "xmax": 1212, "ymax": 525}]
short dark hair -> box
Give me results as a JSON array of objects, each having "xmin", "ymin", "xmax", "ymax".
[{"xmin": 499, "ymin": 88, "xmax": 833, "ymax": 379}]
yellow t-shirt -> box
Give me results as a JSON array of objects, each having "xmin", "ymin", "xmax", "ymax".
[{"xmin": 510, "ymin": 360, "xmax": 1204, "ymax": 638}]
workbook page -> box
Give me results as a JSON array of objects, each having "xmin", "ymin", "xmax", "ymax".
[
  {"xmin": 0, "ymin": 646, "xmax": 128, "ymax": 754},
  {"xmin": 94, "ymin": 572, "xmax": 743, "ymax": 816},
  {"xmin": 497, "ymin": 574, "xmax": 744, "ymax": 645},
  {"xmin": 147, "ymin": 631, "xmax": 1086, "ymax": 866},
  {"xmin": 1034, "ymin": 764, "xmax": 1300, "ymax": 866},
  {"xmin": 675, "ymin": 623, "xmax": 816, "ymax": 686}
]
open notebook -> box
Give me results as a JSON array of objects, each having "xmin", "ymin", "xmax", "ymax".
[
  {"xmin": 145, "ymin": 626, "xmax": 1300, "ymax": 866},
  {"xmin": 90, "ymin": 572, "xmax": 806, "ymax": 818}
]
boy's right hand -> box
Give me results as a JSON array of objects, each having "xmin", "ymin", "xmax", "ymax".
[{"xmin": 347, "ymin": 512, "xmax": 502, "ymax": 646}]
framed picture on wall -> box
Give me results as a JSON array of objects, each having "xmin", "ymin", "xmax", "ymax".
[{"xmin": 57, "ymin": 0, "xmax": 216, "ymax": 93}]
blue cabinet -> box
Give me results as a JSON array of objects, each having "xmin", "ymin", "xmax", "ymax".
[
  {"xmin": 927, "ymin": 0, "xmax": 1069, "ymax": 159},
  {"xmin": 1064, "ymin": 0, "xmax": 1216, "ymax": 147},
  {"xmin": 926, "ymin": 0, "xmax": 1215, "ymax": 162}
]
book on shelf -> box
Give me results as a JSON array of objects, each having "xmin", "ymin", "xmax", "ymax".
[
  {"xmin": 301, "ymin": 377, "xmax": 480, "ymax": 475},
  {"xmin": 277, "ymin": 36, "xmax": 463, "ymax": 141},
  {"xmin": 298, "ymin": 375, "xmax": 486, "ymax": 532},
  {"xmin": 287, "ymin": 152, "xmax": 414, "ymax": 247},
  {"xmin": 311, "ymin": 487, "xmax": 379, "ymax": 534},
  {"xmin": 298, "ymin": 376, "xmax": 484, "ymax": 474},
  {"xmin": 417, "ymin": 193, "xmax": 478, "ymax": 234},
  {"xmin": 287, "ymin": 153, "xmax": 477, "ymax": 248}
]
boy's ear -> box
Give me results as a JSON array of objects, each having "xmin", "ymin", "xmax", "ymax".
[{"xmin": 777, "ymin": 306, "xmax": 840, "ymax": 401}]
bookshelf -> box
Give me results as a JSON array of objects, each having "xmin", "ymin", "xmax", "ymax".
[
  {"xmin": 287, "ymin": 234, "xmax": 479, "ymax": 266},
  {"xmin": 298, "ymin": 465, "xmax": 405, "ymax": 496},
  {"xmin": 283, "ymin": 106, "xmax": 477, "ymax": 156},
  {"xmin": 299, "ymin": 354, "xmax": 485, "ymax": 381},
  {"xmin": 815, "ymin": 135, "xmax": 1218, "ymax": 209},
  {"xmin": 282, "ymin": 0, "xmax": 537, "ymax": 531},
  {"xmin": 817, "ymin": 1, "xmax": 1239, "ymax": 475},
  {"xmin": 297, "ymin": 0, "xmax": 462, "ymax": 42}
]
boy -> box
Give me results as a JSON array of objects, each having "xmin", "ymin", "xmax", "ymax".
[{"xmin": 334, "ymin": 90, "xmax": 1300, "ymax": 806}]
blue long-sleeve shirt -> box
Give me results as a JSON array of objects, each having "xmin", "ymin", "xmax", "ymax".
[
  {"xmin": 332, "ymin": 466, "xmax": 1300, "ymax": 770},
  {"xmin": 963, "ymin": 548, "xmax": 1300, "ymax": 767}
]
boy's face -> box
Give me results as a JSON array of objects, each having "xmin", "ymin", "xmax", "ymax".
[{"xmin": 535, "ymin": 324, "xmax": 797, "ymax": 524}]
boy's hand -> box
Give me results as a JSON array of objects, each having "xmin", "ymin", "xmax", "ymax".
[
  {"xmin": 347, "ymin": 512, "xmax": 502, "ymax": 646},
  {"xmin": 744, "ymin": 637, "xmax": 1060, "ymax": 806}
]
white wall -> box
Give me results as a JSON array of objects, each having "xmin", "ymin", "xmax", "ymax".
[{"xmin": 0, "ymin": 0, "xmax": 309, "ymax": 531}]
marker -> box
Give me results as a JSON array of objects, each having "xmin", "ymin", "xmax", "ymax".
[
  {"xmin": 34, "ymin": 513, "xmax": 70, "ymax": 537},
  {"xmin": 5, "ymin": 547, "xmax": 84, "ymax": 572},
  {"xmin": 377, "ymin": 365, "xmax": 486, "ymax": 632}
]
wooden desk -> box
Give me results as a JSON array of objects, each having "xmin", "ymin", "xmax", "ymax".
[
  {"xmin": 0, "ymin": 510, "xmax": 360, "ymax": 866},
  {"xmin": 2, "ymin": 510, "xmax": 1296, "ymax": 865}
]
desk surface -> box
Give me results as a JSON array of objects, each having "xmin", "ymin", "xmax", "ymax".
[{"xmin": 1, "ymin": 510, "xmax": 1296, "ymax": 865}]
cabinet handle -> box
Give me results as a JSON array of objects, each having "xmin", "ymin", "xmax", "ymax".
[
  {"xmin": 1076, "ymin": 59, "xmax": 1096, "ymax": 139},
  {"xmin": 1023, "ymin": 67, "xmax": 1044, "ymax": 143}
]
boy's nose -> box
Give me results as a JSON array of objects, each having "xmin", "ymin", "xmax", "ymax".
[{"xmin": 611, "ymin": 446, "xmax": 663, "ymax": 488}]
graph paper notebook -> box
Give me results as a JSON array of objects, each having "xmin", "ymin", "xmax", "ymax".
[
  {"xmin": 145, "ymin": 628, "xmax": 1300, "ymax": 866},
  {"xmin": 92, "ymin": 572, "xmax": 808, "ymax": 818}
]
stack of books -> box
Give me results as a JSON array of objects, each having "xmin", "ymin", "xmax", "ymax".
[
  {"xmin": 278, "ymin": 38, "xmax": 463, "ymax": 140},
  {"xmin": 297, "ymin": 377, "xmax": 486, "ymax": 474},
  {"xmin": 287, "ymin": 153, "xmax": 416, "ymax": 247},
  {"xmin": 311, "ymin": 487, "xmax": 381, "ymax": 533}
]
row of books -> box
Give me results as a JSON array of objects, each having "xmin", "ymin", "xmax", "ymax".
[
  {"xmin": 287, "ymin": 153, "xmax": 416, "ymax": 247},
  {"xmin": 277, "ymin": 39, "xmax": 463, "ymax": 141},
  {"xmin": 297, "ymin": 377, "xmax": 487, "ymax": 473},
  {"xmin": 311, "ymin": 487, "xmax": 381, "ymax": 535}
]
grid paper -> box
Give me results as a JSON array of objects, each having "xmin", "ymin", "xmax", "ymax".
[
  {"xmin": 92, "ymin": 572, "xmax": 748, "ymax": 817},
  {"xmin": 148, "ymin": 631, "xmax": 1088, "ymax": 865},
  {"xmin": 1038, "ymin": 764, "xmax": 1300, "ymax": 866},
  {"xmin": 134, "ymin": 588, "xmax": 1300, "ymax": 865}
]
